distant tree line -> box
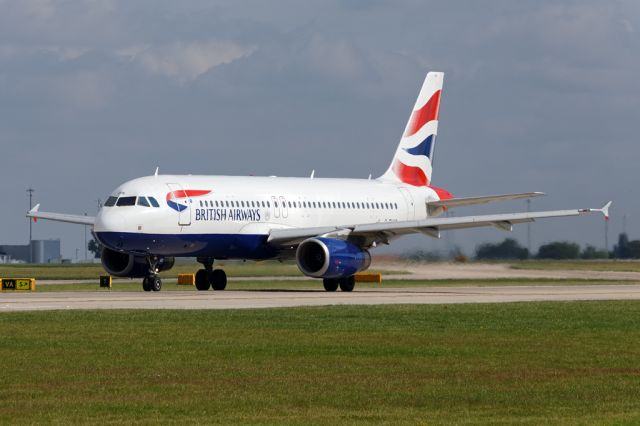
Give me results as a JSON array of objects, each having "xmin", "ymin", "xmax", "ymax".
[{"xmin": 474, "ymin": 234, "xmax": 640, "ymax": 260}]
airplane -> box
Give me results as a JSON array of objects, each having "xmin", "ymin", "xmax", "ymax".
[{"xmin": 27, "ymin": 72, "xmax": 611, "ymax": 292}]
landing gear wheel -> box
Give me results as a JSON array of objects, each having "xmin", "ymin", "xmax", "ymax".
[
  {"xmin": 150, "ymin": 276, "xmax": 162, "ymax": 292},
  {"xmin": 195, "ymin": 269, "xmax": 211, "ymax": 291},
  {"xmin": 339, "ymin": 276, "xmax": 355, "ymax": 292},
  {"xmin": 142, "ymin": 277, "xmax": 152, "ymax": 292},
  {"xmin": 210, "ymin": 269, "xmax": 227, "ymax": 290},
  {"xmin": 323, "ymin": 278, "xmax": 339, "ymax": 292}
]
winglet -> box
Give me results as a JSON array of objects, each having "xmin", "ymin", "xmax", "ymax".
[
  {"xmin": 29, "ymin": 204, "xmax": 40, "ymax": 214},
  {"xmin": 601, "ymin": 201, "xmax": 612, "ymax": 221},
  {"xmin": 580, "ymin": 201, "xmax": 612, "ymax": 220}
]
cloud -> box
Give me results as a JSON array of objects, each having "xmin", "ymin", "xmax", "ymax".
[{"xmin": 118, "ymin": 41, "xmax": 255, "ymax": 83}]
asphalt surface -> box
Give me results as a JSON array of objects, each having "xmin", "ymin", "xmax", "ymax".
[{"xmin": 2, "ymin": 285, "xmax": 640, "ymax": 311}]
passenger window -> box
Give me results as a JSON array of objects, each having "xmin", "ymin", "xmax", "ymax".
[
  {"xmin": 137, "ymin": 197, "xmax": 150, "ymax": 207},
  {"xmin": 117, "ymin": 196, "xmax": 136, "ymax": 206},
  {"xmin": 104, "ymin": 196, "xmax": 118, "ymax": 207},
  {"xmin": 288, "ymin": 201, "xmax": 292, "ymax": 208},
  {"xmin": 148, "ymin": 197, "xmax": 159, "ymax": 207}
]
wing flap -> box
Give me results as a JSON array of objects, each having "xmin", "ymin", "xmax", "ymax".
[{"xmin": 26, "ymin": 204, "xmax": 95, "ymax": 226}]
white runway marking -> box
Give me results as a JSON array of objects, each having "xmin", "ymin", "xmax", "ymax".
[{"xmin": 2, "ymin": 285, "xmax": 640, "ymax": 311}]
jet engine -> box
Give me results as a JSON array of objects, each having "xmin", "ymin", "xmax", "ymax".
[
  {"xmin": 101, "ymin": 247, "xmax": 175, "ymax": 278},
  {"xmin": 296, "ymin": 237, "xmax": 371, "ymax": 279}
]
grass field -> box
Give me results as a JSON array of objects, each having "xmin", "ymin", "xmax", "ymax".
[
  {"xmin": 30, "ymin": 277, "xmax": 634, "ymax": 292},
  {"xmin": 0, "ymin": 261, "xmax": 406, "ymax": 280},
  {"xmin": 1, "ymin": 302, "xmax": 640, "ymax": 424},
  {"xmin": 0, "ymin": 261, "xmax": 301, "ymax": 279},
  {"xmin": 510, "ymin": 260, "xmax": 640, "ymax": 272}
]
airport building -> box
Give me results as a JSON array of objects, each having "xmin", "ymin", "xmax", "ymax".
[{"xmin": 0, "ymin": 239, "xmax": 62, "ymax": 264}]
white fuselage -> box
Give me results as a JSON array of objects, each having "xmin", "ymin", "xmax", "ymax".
[{"xmin": 94, "ymin": 175, "xmax": 442, "ymax": 259}]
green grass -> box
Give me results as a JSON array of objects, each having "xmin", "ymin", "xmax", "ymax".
[
  {"xmin": 510, "ymin": 260, "xmax": 640, "ymax": 272},
  {"xmin": 1, "ymin": 303, "xmax": 640, "ymax": 424},
  {"xmin": 0, "ymin": 261, "xmax": 405, "ymax": 280},
  {"xmin": 31, "ymin": 277, "xmax": 636, "ymax": 292}
]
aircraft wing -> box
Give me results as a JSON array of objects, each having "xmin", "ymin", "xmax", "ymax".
[
  {"xmin": 267, "ymin": 202, "xmax": 612, "ymax": 246},
  {"xmin": 427, "ymin": 192, "xmax": 544, "ymax": 210},
  {"xmin": 26, "ymin": 204, "xmax": 95, "ymax": 226}
]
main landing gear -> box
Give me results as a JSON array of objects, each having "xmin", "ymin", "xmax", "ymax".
[
  {"xmin": 323, "ymin": 276, "xmax": 355, "ymax": 292},
  {"xmin": 195, "ymin": 257, "xmax": 227, "ymax": 291},
  {"xmin": 142, "ymin": 256, "xmax": 163, "ymax": 292}
]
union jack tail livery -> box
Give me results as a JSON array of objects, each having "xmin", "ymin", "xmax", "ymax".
[{"xmin": 380, "ymin": 72, "xmax": 443, "ymax": 186}]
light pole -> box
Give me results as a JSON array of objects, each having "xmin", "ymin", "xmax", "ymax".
[
  {"xmin": 84, "ymin": 213, "xmax": 88, "ymax": 261},
  {"xmin": 526, "ymin": 198, "xmax": 531, "ymax": 254},
  {"xmin": 27, "ymin": 187, "xmax": 34, "ymax": 263}
]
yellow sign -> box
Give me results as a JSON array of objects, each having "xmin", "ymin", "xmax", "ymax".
[
  {"xmin": 177, "ymin": 274, "xmax": 195, "ymax": 285},
  {"xmin": 99, "ymin": 276, "xmax": 112, "ymax": 288},
  {"xmin": 1, "ymin": 278, "xmax": 35, "ymax": 291},
  {"xmin": 355, "ymin": 273, "xmax": 382, "ymax": 284}
]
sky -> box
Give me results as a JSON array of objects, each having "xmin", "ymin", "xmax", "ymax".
[{"xmin": 0, "ymin": 0, "xmax": 638, "ymax": 260}]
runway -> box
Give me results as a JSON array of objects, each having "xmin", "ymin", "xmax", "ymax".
[{"xmin": 2, "ymin": 284, "xmax": 640, "ymax": 311}]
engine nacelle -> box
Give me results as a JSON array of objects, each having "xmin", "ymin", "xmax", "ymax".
[
  {"xmin": 296, "ymin": 237, "xmax": 371, "ymax": 279},
  {"xmin": 101, "ymin": 248, "xmax": 175, "ymax": 278}
]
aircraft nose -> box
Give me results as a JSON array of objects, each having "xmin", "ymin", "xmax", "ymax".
[{"xmin": 94, "ymin": 209, "xmax": 127, "ymax": 233}]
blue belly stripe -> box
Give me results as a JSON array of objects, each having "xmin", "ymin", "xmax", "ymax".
[{"xmin": 95, "ymin": 232, "xmax": 279, "ymax": 259}]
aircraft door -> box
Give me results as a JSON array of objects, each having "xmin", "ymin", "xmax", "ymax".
[
  {"xmin": 166, "ymin": 183, "xmax": 192, "ymax": 226},
  {"xmin": 271, "ymin": 196, "xmax": 280, "ymax": 218},
  {"xmin": 398, "ymin": 187, "xmax": 415, "ymax": 221},
  {"xmin": 280, "ymin": 196, "xmax": 288, "ymax": 218}
]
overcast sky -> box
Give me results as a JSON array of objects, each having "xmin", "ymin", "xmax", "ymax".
[{"xmin": 1, "ymin": 0, "xmax": 638, "ymax": 260}]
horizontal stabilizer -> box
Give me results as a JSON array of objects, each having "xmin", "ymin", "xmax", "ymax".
[{"xmin": 427, "ymin": 192, "xmax": 544, "ymax": 209}]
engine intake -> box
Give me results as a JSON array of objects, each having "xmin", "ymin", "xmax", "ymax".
[
  {"xmin": 101, "ymin": 248, "xmax": 174, "ymax": 278},
  {"xmin": 296, "ymin": 237, "xmax": 371, "ymax": 279}
]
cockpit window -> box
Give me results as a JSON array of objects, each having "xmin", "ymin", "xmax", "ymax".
[
  {"xmin": 148, "ymin": 197, "xmax": 160, "ymax": 208},
  {"xmin": 116, "ymin": 196, "xmax": 136, "ymax": 206},
  {"xmin": 137, "ymin": 197, "xmax": 150, "ymax": 207},
  {"xmin": 104, "ymin": 196, "xmax": 118, "ymax": 207}
]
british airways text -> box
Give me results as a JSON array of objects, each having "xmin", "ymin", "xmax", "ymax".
[{"xmin": 195, "ymin": 208, "xmax": 262, "ymax": 222}]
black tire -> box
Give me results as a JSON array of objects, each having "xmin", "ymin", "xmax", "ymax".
[
  {"xmin": 151, "ymin": 276, "xmax": 162, "ymax": 292},
  {"xmin": 195, "ymin": 269, "xmax": 211, "ymax": 291},
  {"xmin": 210, "ymin": 269, "xmax": 227, "ymax": 290},
  {"xmin": 323, "ymin": 278, "xmax": 339, "ymax": 292},
  {"xmin": 142, "ymin": 277, "xmax": 152, "ymax": 292},
  {"xmin": 339, "ymin": 276, "xmax": 355, "ymax": 292}
]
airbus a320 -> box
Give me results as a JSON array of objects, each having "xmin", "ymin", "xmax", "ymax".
[{"xmin": 28, "ymin": 72, "xmax": 611, "ymax": 292}]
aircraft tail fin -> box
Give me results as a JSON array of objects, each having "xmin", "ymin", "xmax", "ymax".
[{"xmin": 379, "ymin": 72, "xmax": 444, "ymax": 186}]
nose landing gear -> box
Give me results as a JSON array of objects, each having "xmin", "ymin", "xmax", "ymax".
[
  {"xmin": 142, "ymin": 256, "xmax": 162, "ymax": 292},
  {"xmin": 195, "ymin": 257, "xmax": 227, "ymax": 291}
]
